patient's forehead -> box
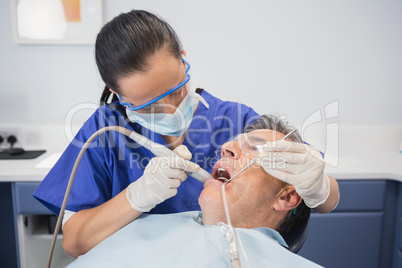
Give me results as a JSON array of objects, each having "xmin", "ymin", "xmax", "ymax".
[{"xmin": 245, "ymin": 129, "xmax": 286, "ymax": 141}]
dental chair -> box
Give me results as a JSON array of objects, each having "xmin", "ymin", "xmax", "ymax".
[{"xmin": 283, "ymin": 210, "xmax": 311, "ymax": 253}]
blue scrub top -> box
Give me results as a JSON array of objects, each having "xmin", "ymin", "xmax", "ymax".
[{"xmin": 33, "ymin": 90, "xmax": 259, "ymax": 215}]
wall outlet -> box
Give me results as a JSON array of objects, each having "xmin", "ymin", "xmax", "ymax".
[{"xmin": 0, "ymin": 128, "xmax": 22, "ymax": 150}]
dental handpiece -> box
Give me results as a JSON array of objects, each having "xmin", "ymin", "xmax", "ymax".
[{"xmin": 128, "ymin": 131, "xmax": 213, "ymax": 183}]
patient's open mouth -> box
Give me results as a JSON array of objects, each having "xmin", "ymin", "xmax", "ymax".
[
  {"xmin": 212, "ymin": 161, "xmax": 232, "ymax": 183},
  {"xmin": 217, "ymin": 168, "xmax": 231, "ymax": 182}
]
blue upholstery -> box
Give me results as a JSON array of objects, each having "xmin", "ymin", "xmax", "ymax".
[{"xmin": 283, "ymin": 211, "xmax": 311, "ymax": 253}]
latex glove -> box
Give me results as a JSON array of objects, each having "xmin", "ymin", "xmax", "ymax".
[
  {"xmin": 126, "ymin": 145, "xmax": 200, "ymax": 212},
  {"xmin": 257, "ymin": 140, "xmax": 330, "ymax": 208}
]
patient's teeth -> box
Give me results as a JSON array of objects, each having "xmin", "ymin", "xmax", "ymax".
[
  {"xmin": 218, "ymin": 177, "xmax": 228, "ymax": 183},
  {"xmin": 217, "ymin": 168, "xmax": 225, "ymax": 177}
]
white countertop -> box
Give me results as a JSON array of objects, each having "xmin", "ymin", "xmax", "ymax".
[
  {"xmin": 0, "ymin": 150, "xmax": 61, "ymax": 182},
  {"xmin": 1, "ymin": 124, "xmax": 402, "ymax": 183},
  {"xmin": 0, "ymin": 125, "xmax": 69, "ymax": 182}
]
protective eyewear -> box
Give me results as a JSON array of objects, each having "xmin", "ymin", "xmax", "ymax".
[
  {"xmin": 215, "ymin": 133, "xmax": 270, "ymax": 158},
  {"xmin": 216, "ymin": 129, "xmax": 296, "ymax": 158},
  {"xmin": 237, "ymin": 133, "xmax": 271, "ymax": 156},
  {"xmin": 117, "ymin": 58, "xmax": 191, "ymax": 111}
]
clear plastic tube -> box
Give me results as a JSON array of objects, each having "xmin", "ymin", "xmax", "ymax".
[
  {"xmin": 221, "ymin": 182, "xmax": 249, "ymax": 268},
  {"xmin": 221, "ymin": 182, "xmax": 231, "ymax": 225}
]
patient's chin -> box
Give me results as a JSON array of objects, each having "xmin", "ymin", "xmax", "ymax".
[
  {"xmin": 199, "ymin": 187, "xmax": 221, "ymax": 208},
  {"xmin": 199, "ymin": 194, "xmax": 225, "ymax": 225},
  {"xmin": 198, "ymin": 191, "xmax": 210, "ymax": 210}
]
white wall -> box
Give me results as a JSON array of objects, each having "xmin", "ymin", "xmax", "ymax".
[{"xmin": 1, "ymin": 0, "xmax": 401, "ymax": 127}]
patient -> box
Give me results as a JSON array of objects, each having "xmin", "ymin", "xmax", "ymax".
[{"xmin": 68, "ymin": 115, "xmax": 322, "ymax": 267}]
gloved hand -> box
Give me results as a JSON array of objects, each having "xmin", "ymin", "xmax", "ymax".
[
  {"xmin": 126, "ymin": 145, "xmax": 200, "ymax": 212},
  {"xmin": 257, "ymin": 140, "xmax": 330, "ymax": 208}
]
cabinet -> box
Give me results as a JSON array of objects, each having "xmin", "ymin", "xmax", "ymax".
[
  {"xmin": 7, "ymin": 180, "xmax": 402, "ymax": 267},
  {"xmin": 12, "ymin": 182, "xmax": 75, "ymax": 268},
  {"xmin": 299, "ymin": 180, "xmax": 398, "ymax": 268}
]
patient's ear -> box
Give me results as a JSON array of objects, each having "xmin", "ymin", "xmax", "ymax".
[{"xmin": 273, "ymin": 186, "xmax": 302, "ymax": 212}]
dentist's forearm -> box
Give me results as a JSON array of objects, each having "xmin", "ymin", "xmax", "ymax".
[
  {"xmin": 314, "ymin": 175, "xmax": 339, "ymax": 213},
  {"xmin": 62, "ymin": 189, "xmax": 141, "ymax": 258}
]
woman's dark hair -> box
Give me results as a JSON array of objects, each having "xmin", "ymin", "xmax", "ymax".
[
  {"xmin": 243, "ymin": 115, "xmax": 310, "ymax": 237},
  {"xmin": 96, "ymin": 10, "xmax": 182, "ymax": 105}
]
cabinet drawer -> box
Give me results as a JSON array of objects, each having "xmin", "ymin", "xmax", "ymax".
[
  {"xmin": 13, "ymin": 182, "xmax": 52, "ymax": 215},
  {"xmin": 334, "ymin": 180, "xmax": 386, "ymax": 211},
  {"xmin": 299, "ymin": 212, "xmax": 383, "ymax": 268}
]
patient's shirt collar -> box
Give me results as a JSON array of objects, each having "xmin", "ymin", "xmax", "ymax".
[
  {"xmin": 197, "ymin": 212, "xmax": 288, "ymax": 247},
  {"xmin": 253, "ymin": 227, "xmax": 288, "ymax": 247}
]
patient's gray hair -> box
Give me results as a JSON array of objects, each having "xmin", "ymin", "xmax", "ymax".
[{"xmin": 243, "ymin": 115, "xmax": 302, "ymax": 143}]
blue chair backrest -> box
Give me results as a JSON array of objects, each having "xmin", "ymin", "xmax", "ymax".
[{"xmin": 283, "ymin": 211, "xmax": 311, "ymax": 253}]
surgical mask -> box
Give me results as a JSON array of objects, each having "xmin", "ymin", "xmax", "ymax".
[{"xmin": 126, "ymin": 90, "xmax": 198, "ymax": 136}]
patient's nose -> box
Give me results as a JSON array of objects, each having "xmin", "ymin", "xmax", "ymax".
[{"xmin": 221, "ymin": 142, "xmax": 241, "ymax": 160}]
